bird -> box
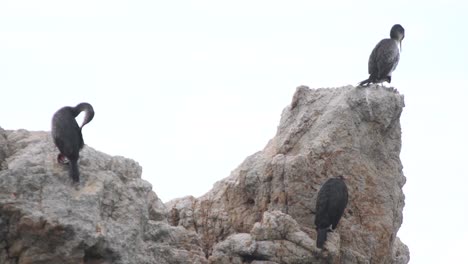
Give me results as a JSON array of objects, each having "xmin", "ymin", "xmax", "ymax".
[
  {"xmin": 51, "ymin": 102, "xmax": 94, "ymax": 182},
  {"xmin": 315, "ymin": 176, "xmax": 348, "ymax": 249},
  {"xmin": 359, "ymin": 24, "xmax": 405, "ymax": 86}
]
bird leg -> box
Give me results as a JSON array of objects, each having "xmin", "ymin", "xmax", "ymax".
[{"xmin": 57, "ymin": 153, "xmax": 69, "ymax": 164}]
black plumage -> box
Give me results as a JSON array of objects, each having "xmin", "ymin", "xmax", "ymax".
[
  {"xmin": 359, "ymin": 24, "xmax": 405, "ymax": 86},
  {"xmin": 315, "ymin": 176, "xmax": 348, "ymax": 249},
  {"xmin": 51, "ymin": 102, "xmax": 94, "ymax": 182}
]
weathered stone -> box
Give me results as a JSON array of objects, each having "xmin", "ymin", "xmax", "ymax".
[
  {"xmin": 0, "ymin": 127, "xmax": 9, "ymax": 171},
  {"xmin": 393, "ymin": 237, "xmax": 410, "ymax": 264},
  {"xmin": 168, "ymin": 85, "xmax": 409, "ymax": 264},
  {"xmin": 0, "ymin": 129, "xmax": 206, "ymax": 264},
  {"xmin": 0, "ymin": 84, "xmax": 409, "ymax": 263}
]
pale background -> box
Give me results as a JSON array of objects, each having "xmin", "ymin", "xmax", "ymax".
[{"xmin": 1, "ymin": 1, "xmax": 467, "ymax": 263}]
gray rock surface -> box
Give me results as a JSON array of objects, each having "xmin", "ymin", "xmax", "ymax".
[
  {"xmin": 167, "ymin": 85, "xmax": 409, "ymax": 263},
  {"xmin": 0, "ymin": 85, "xmax": 409, "ymax": 264},
  {"xmin": 393, "ymin": 237, "xmax": 410, "ymax": 264},
  {"xmin": 0, "ymin": 129, "xmax": 206, "ymax": 264}
]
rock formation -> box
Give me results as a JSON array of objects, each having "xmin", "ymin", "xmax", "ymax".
[
  {"xmin": 0, "ymin": 85, "xmax": 409, "ymax": 264},
  {"xmin": 167, "ymin": 85, "xmax": 409, "ymax": 264},
  {"xmin": 0, "ymin": 129, "xmax": 206, "ymax": 264}
]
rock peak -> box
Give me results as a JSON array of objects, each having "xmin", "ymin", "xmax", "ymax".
[
  {"xmin": 0, "ymin": 85, "xmax": 409, "ymax": 264},
  {"xmin": 168, "ymin": 85, "xmax": 408, "ymax": 263}
]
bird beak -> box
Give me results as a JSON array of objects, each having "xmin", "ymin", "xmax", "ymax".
[{"xmin": 81, "ymin": 111, "xmax": 94, "ymax": 128}]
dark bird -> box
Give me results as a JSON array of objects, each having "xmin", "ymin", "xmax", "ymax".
[
  {"xmin": 359, "ymin": 24, "xmax": 405, "ymax": 86},
  {"xmin": 315, "ymin": 176, "xmax": 348, "ymax": 249},
  {"xmin": 51, "ymin": 102, "xmax": 94, "ymax": 182}
]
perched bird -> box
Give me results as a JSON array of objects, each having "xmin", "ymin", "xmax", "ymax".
[
  {"xmin": 51, "ymin": 102, "xmax": 94, "ymax": 182},
  {"xmin": 359, "ymin": 24, "xmax": 405, "ymax": 86},
  {"xmin": 315, "ymin": 176, "xmax": 348, "ymax": 249}
]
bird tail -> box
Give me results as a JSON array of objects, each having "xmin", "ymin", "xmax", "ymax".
[
  {"xmin": 358, "ymin": 78, "xmax": 370, "ymax": 86},
  {"xmin": 69, "ymin": 159, "xmax": 80, "ymax": 182},
  {"xmin": 316, "ymin": 228, "xmax": 328, "ymax": 249}
]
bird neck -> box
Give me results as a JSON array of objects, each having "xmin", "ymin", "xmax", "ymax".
[
  {"xmin": 391, "ymin": 39, "xmax": 401, "ymax": 51},
  {"xmin": 73, "ymin": 103, "xmax": 94, "ymax": 127}
]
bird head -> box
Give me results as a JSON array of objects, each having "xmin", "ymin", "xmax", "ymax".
[
  {"xmin": 390, "ymin": 24, "xmax": 405, "ymax": 52},
  {"xmin": 75, "ymin": 102, "xmax": 95, "ymax": 128}
]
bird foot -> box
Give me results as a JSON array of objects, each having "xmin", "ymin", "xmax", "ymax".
[{"xmin": 57, "ymin": 154, "xmax": 69, "ymax": 164}]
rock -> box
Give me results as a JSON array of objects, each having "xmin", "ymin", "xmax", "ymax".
[
  {"xmin": 209, "ymin": 211, "xmax": 323, "ymax": 264},
  {"xmin": 167, "ymin": 85, "xmax": 409, "ymax": 263},
  {"xmin": 393, "ymin": 237, "xmax": 410, "ymax": 264},
  {"xmin": 0, "ymin": 127, "xmax": 9, "ymax": 171},
  {"xmin": 0, "ymin": 129, "xmax": 206, "ymax": 264},
  {"xmin": 0, "ymin": 84, "xmax": 409, "ymax": 264}
]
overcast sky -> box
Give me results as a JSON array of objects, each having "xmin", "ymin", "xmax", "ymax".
[{"xmin": 1, "ymin": 1, "xmax": 467, "ymax": 263}]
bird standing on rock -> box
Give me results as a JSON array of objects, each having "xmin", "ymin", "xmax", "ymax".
[
  {"xmin": 315, "ymin": 176, "xmax": 348, "ymax": 249},
  {"xmin": 51, "ymin": 102, "xmax": 94, "ymax": 182},
  {"xmin": 359, "ymin": 24, "xmax": 405, "ymax": 86}
]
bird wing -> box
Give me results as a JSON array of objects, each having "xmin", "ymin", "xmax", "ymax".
[
  {"xmin": 375, "ymin": 39, "xmax": 400, "ymax": 78},
  {"xmin": 52, "ymin": 109, "xmax": 83, "ymax": 158},
  {"xmin": 329, "ymin": 182, "xmax": 348, "ymax": 229},
  {"xmin": 368, "ymin": 40, "xmax": 383, "ymax": 75},
  {"xmin": 315, "ymin": 183, "xmax": 331, "ymax": 228},
  {"xmin": 368, "ymin": 39, "xmax": 400, "ymax": 80}
]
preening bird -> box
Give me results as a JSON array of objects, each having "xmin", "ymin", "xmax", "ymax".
[
  {"xmin": 51, "ymin": 102, "xmax": 94, "ymax": 182},
  {"xmin": 359, "ymin": 24, "xmax": 405, "ymax": 86},
  {"xmin": 315, "ymin": 176, "xmax": 348, "ymax": 249}
]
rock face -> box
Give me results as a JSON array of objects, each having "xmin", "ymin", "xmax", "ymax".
[
  {"xmin": 0, "ymin": 85, "xmax": 409, "ymax": 264},
  {"xmin": 0, "ymin": 129, "xmax": 206, "ymax": 264},
  {"xmin": 167, "ymin": 85, "xmax": 409, "ymax": 264}
]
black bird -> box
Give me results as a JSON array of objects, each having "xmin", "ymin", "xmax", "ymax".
[
  {"xmin": 359, "ymin": 24, "xmax": 405, "ymax": 86},
  {"xmin": 315, "ymin": 176, "xmax": 348, "ymax": 249},
  {"xmin": 51, "ymin": 102, "xmax": 94, "ymax": 182}
]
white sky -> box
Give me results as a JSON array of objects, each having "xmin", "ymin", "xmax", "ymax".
[{"xmin": 1, "ymin": 1, "xmax": 467, "ymax": 263}]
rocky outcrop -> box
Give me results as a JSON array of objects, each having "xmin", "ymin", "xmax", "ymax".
[
  {"xmin": 167, "ymin": 85, "xmax": 409, "ymax": 264},
  {"xmin": 0, "ymin": 129, "xmax": 206, "ymax": 264},
  {"xmin": 0, "ymin": 85, "xmax": 409, "ymax": 264}
]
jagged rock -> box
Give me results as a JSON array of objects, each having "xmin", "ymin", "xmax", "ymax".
[
  {"xmin": 0, "ymin": 129, "xmax": 206, "ymax": 264},
  {"xmin": 0, "ymin": 84, "xmax": 409, "ymax": 264},
  {"xmin": 209, "ymin": 211, "xmax": 325, "ymax": 264},
  {"xmin": 167, "ymin": 85, "xmax": 409, "ymax": 264}
]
